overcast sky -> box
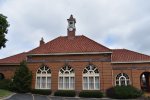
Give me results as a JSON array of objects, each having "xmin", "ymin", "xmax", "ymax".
[{"xmin": 0, "ymin": 0, "xmax": 150, "ymax": 59}]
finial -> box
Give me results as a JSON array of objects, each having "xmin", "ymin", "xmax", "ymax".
[{"xmin": 67, "ymin": 14, "xmax": 76, "ymax": 23}]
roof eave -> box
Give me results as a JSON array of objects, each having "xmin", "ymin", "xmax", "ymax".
[
  {"xmin": 0, "ymin": 63, "xmax": 20, "ymax": 66},
  {"xmin": 111, "ymin": 61, "xmax": 150, "ymax": 64},
  {"xmin": 27, "ymin": 52, "xmax": 112, "ymax": 56}
]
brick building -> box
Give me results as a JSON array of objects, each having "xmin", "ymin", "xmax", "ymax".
[{"xmin": 0, "ymin": 15, "xmax": 150, "ymax": 92}]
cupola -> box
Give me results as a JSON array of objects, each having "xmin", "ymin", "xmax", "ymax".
[{"xmin": 67, "ymin": 15, "xmax": 76, "ymax": 39}]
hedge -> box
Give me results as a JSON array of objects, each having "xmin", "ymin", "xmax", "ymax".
[
  {"xmin": 106, "ymin": 85, "xmax": 143, "ymax": 99},
  {"xmin": 31, "ymin": 89, "xmax": 52, "ymax": 95},
  {"xmin": 0, "ymin": 79, "xmax": 11, "ymax": 90},
  {"xmin": 54, "ymin": 90, "xmax": 76, "ymax": 97},
  {"xmin": 79, "ymin": 90, "xmax": 103, "ymax": 98}
]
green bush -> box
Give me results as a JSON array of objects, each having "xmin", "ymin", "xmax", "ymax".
[
  {"xmin": 79, "ymin": 90, "xmax": 103, "ymax": 98},
  {"xmin": 106, "ymin": 85, "xmax": 143, "ymax": 99},
  {"xmin": 10, "ymin": 61, "xmax": 32, "ymax": 93},
  {"xmin": 0, "ymin": 79, "xmax": 11, "ymax": 90},
  {"xmin": 31, "ymin": 89, "xmax": 52, "ymax": 95},
  {"xmin": 54, "ymin": 90, "xmax": 76, "ymax": 97}
]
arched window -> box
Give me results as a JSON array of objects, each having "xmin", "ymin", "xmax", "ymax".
[
  {"xmin": 116, "ymin": 73, "xmax": 130, "ymax": 86},
  {"xmin": 58, "ymin": 65, "xmax": 75, "ymax": 90},
  {"xmin": 36, "ymin": 65, "xmax": 51, "ymax": 89},
  {"xmin": 83, "ymin": 64, "xmax": 99, "ymax": 90}
]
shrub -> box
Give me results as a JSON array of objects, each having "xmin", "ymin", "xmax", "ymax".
[
  {"xmin": 31, "ymin": 89, "xmax": 52, "ymax": 95},
  {"xmin": 106, "ymin": 85, "xmax": 143, "ymax": 99},
  {"xmin": 54, "ymin": 90, "xmax": 76, "ymax": 97},
  {"xmin": 79, "ymin": 90, "xmax": 103, "ymax": 98},
  {"xmin": 10, "ymin": 61, "xmax": 32, "ymax": 93},
  {"xmin": 0, "ymin": 79, "xmax": 11, "ymax": 90}
]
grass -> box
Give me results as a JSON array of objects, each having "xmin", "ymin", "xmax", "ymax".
[{"xmin": 0, "ymin": 89, "xmax": 12, "ymax": 98}]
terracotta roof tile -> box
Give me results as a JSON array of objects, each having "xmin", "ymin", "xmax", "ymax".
[
  {"xmin": 1, "ymin": 36, "xmax": 150, "ymax": 65},
  {"xmin": 28, "ymin": 35, "xmax": 111, "ymax": 54},
  {"xmin": 112, "ymin": 49, "xmax": 150, "ymax": 62},
  {"xmin": 0, "ymin": 52, "xmax": 27, "ymax": 64}
]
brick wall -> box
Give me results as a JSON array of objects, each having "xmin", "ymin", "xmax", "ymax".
[
  {"xmin": 1, "ymin": 54, "xmax": 150, "ymax": 92},
  {"xmin": 0, "ymin": 65, "xmax": 18, "ymax": 79}
]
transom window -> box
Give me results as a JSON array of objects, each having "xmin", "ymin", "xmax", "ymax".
[
  {"xmin": 36, "ymin": 65, "xmax": 51, "ymax": 89},
  {"xmin": 83, "ymin": 64, "xmax": 100, "ymax": 90},
  {"xmin": 58, "ymin": 65, "xmax": 75, "ymax": 90},
  {"xmin": 116, "ymin": 73, "xmax": 130, "ymax": 86}
]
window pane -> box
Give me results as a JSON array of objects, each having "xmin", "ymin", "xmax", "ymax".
[
  {"xmin": 89, "ymin": 77, "xmax": 94, "ymax": 90},
  {"xmin": 83, "ymin": 69, "xmax": 87, "ymax": 74},
  {"xmin": 59, "ymin": 77, "xmax": 63, "ymax": 89},
  {"xmin": 127, "ymin": 80, "xmax": 130, "ymax": 85},
  {"xmin": 83, "ymin": 77, "xmax": 88, "ymax": 90},
  {"xmin": 121, "ymin": 80, "xmax": 125, "ymax": 86},
  {"xmin": 37, "ymin": 70, "xmax": 41, "ymax": 74},
  {"xmin": 47, "ymin": 77, "xmax": 51, "ymax": 89},
  {"xmin": 64, "ymin": 77, "xmax": 69, "ymax": 89},
  {"xmin": 70, "ymin": 77, "xmax": 74, "ymax": 89},
  {"xmin": 47, "ymin": 69, "xmax": 51, "ymax": 74},
  {"xmin": 41, "ymin": 77, "xmax": 46, "ymax": 88},
  {"xmin": 116, "ymin": 80, "xmax": 119, "ymax": 86},
  {"xmin": 37, "ymin": 77, "xmax": 40, "ymax": 89},
  {"xmin": 95, "ymin": 77, "xmax": 99, "ymax": 89}
]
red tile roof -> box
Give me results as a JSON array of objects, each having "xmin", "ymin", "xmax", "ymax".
[
  {"xmin": 28, "ymin": 35, "xmax": 111, "ymax": 54},
  {"xmin": 0, "ymin": 52, "xmax": 27, "ymax": 64},
  {"xmin": 1, "ymin": 36, "xmax": 150, "ymax": 65},
  {"xmin": 112, "ymin": 49, "xmax": 150, "ymax": 63}
]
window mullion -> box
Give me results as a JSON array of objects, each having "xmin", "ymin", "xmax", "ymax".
[
  {"xmin": 40, "ymin": 76, "xmax": 42, "ymax": 89},
  {"xmin": 69, "ymin": 77, "xmax": 70, "ymax": 89},
  {"xmin": 36, "ymin": 75, "xmax": 37, "ymax": 89},
  {"xmin": 63, "ymin": 77, "xmax": 64, "ymax": 89},
  {"xmin": 125, "ymin": 78, "xmax": 127, "ymax": 86},
  {"xmin": 46, "ymin": 76, "xmax": 47, "ymax": 89},
  {"xmin": 94, "ymin": 76, "xmax": 95, "ymax": 90},
  {"xmin": 88, "ymin": 76, "xmax": 89, "ymax": 90}
]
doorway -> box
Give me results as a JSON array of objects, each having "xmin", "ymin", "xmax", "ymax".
[{"xmin": 140, "ymin": 72, "xmax": 150, "ymax": 92}]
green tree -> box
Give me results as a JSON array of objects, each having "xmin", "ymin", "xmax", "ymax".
[
  {"xmin": 10, "ymin": 61, "xmax": 32, "ymax": 93},
  {"xmin": 0, "ymin": 14, "xmax": 9, "ymax": 49}
]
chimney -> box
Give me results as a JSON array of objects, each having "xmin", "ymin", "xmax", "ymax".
[
  {"xmin": 40, "ymin": 37, "xmax": 45, "ymax": 46},
  {"xmin": 67, "ymin": 15, "xmax": 76, "ymax": 39}
]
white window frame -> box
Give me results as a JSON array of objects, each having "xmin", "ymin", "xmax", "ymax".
[
  {"xmin": 115, "ymin": 73, "xmax": 130, "ymax": 86},
  {"xmin": 35, "ymin": 66, "xmax": 51, "ymax": 89},
  {"xmin": 82, "ymin": 65, "xmax": 100, "ymax": 90},
  {"xmin": 58, "ymin": 65, "xmax": 75, "ymax": 90}
]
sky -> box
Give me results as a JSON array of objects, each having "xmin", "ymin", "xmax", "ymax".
[{"xmin": 0, "ymin": 0, "xmax": 150, "ymax": 58}]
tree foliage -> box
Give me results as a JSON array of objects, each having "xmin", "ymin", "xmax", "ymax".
[
  {"xmin": 0, "ymin": 14, "xmax": 9, "ymax": 49},
  {"xmin": 10, "ymin": 61, "xmax": 32, "ymax": 93}
]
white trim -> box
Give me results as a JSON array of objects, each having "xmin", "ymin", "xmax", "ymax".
[
  {"xmin": 82, "ymin": 65, "xmax": 100, "ymax": 90},
  {"xmin": 115, "ymin": 73, "xmax": 130, "ymax": 86},
  {"xmin": 35, "ymin": 66, "xmax": 51, "ymax": 89},
  {"xmin": 28, "ymin": 52, "xmax": 112, "ymax": 56},
  {"xmin": 111, "ymin": 60, "xmax": 150, "ymax": 64},
  {"xmin": 58, "ymin": 66, "xmax": 75, "ymax": 90}
]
